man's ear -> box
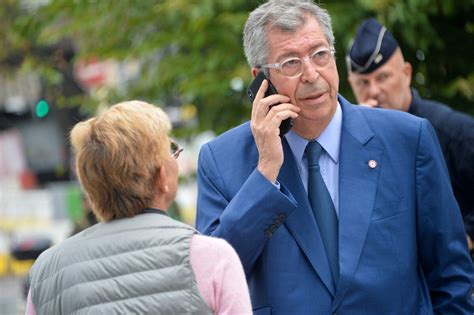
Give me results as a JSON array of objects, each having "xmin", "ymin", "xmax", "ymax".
[
  {"xmin": 347, "ymin": 72, "xmax": 355, "ymax": 86},
  {"xmin": 155, "ymin": 166, "xmax": 169, "ymax": 194},
  {"xmin": 403, "ymin": 62, "xmax": 413, "ymax": 87},
  {"xmin": 251, "ymin": 67, "xmax": 260, "ymax": 79}
]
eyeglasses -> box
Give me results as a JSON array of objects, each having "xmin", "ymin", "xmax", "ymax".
[
  {"xmin": 170, "ymin": 139, "xmax": 183, "ymax": 159},
  {"xmin": 260, "ymin": 48, "xmax": 335, "ymax": 78}
]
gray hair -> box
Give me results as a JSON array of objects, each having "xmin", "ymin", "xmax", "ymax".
[{"xmin": 243, "ymin": 0, "xmax": 335, "ymax": 68}]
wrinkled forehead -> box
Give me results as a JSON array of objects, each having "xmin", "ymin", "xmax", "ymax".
[{"xmin": 266, "ymin": 15, "xmax": 328, "ymax": 57}]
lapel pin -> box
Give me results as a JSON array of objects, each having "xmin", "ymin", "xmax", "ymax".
[{"xmin": 368, "ymin": 160, "xmax": 377, "ymax": 169}]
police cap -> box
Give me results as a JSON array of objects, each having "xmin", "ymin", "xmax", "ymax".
[{"xmin": 346, "ymin": 18, "xmax": 399, "ymax": 74}]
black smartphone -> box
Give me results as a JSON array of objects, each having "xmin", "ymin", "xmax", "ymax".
[{"xmin": 247, "ymin": 71, "xmax": 293, "ymax": 136}]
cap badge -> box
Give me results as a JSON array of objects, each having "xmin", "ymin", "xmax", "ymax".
[{"xmin": 374, "ymin": 54, "xmax": 383, "ymax": 64}]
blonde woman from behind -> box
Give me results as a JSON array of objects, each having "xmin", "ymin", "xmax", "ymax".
[{"xmin": 26, "ymin": 101, "xmax": 251, "ymax": 315}]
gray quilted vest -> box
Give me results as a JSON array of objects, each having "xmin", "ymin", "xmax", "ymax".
[{"xmin": 29, "ymin": 212, "xmax": 212, "ymax": 314}]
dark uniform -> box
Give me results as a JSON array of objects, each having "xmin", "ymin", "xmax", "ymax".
[
  {"xmin": 408, "ymin": 89, "xmax": 474, "ymax": 239},
  {"xmin": 347, "ymin": 18, "xmax": 474, "ymax": 242}
]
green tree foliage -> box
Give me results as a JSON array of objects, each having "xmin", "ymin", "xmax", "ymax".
[
  {"xmin": 2, "ymin": 0, "xmax": 473, "ymax": 135},
  {"xmin": 32, "ymin": 0, "xmax": 256, "ymax": 135}
]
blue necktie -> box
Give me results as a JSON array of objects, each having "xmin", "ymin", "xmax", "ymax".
[{"xmin": 306, "ymin": 141, "xmax": 339, "ymax": 285}]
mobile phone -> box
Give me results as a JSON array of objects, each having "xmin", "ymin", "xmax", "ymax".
[{"xmin": 247, "ymin": 71, "xmax": 293, "ymax": 136}]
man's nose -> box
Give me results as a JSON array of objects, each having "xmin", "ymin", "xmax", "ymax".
[
  {"xmin": 368, "ymin": 82, "xmax": 381, "ymax": 98},
  {"xmin": 300, "ymin": 58, "xmax": 320, "ymax": 83}
]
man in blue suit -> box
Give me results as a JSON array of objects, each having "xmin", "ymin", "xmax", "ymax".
[{"xmin": 196, "ymin": 1, "xmax": 473, "ymax": 314}]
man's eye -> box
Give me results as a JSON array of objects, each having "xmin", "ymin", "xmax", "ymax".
[
  {"xmin": 283, "ymin": 59, "xmax": 301, "ymax": 68},
  {"xmin": 378, "ymin": 73, "xmax": 390, "ymax": 82},
  {"xmin": 357, "ymin": 81, "xmax": 369, "ymax": 88},
  {"xmin": 314, "ymin": 50, "xmax": 328, "ymax": 58}
]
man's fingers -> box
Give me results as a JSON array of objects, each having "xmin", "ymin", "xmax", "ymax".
[
  {"xmin": 360, "ymin": 99, "xmax": 379, "ymax": 108},
  {"xmin": 251, "ymin": 79, "xmax": 269, "ymax": 120},
  {"xmin": 267, "ymin": 103, "xmax": 300, "ymax": 119},
  {"xmin": 253, "ymin": 94, "xmax": 291, "ymax": 123},
  {"xmin": 256, "ymin": 79, "xmax": 269, "ymax": 103},
  {"xmin": 262, "ymin": 105, "xmax": 299, "ymax": 131}
]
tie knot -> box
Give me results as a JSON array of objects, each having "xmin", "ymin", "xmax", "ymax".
[{"xmin": 306, "ymin": 141, "xmax": 323, "ymax": 166}]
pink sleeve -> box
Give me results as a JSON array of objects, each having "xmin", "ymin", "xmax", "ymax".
[
  {"xmin": 25, "ymin": 289, "xmax": 37, "ymax": 315},
  {"xmin": 190, "ymin": 234, "xmax": 252, "ymax": 314}
]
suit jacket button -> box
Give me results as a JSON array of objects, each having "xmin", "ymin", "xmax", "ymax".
[{"xmin": 270, "ymin": 224, "xmax": 278, "ymax": 232}]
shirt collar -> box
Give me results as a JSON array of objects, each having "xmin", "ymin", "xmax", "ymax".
[
  {"xmin": 142, "ymin": 207, "xmax": 168, "ymax": 216},
  {"xmin": 285, "ymin": 102, "xmax": 342, "ymax": 164},
  {"xmin": 408, "ymin": 88, "xmax": 420, "ymax": 114}
]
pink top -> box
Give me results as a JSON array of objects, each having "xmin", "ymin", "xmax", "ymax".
[{"xmin": 26, "ymin": 234, "xmax": 252, "ymax": 315}]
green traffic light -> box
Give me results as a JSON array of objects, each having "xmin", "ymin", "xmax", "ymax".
[{"xmin": 35, "ymin": 99, "xmax": 50, "ymax": 118}]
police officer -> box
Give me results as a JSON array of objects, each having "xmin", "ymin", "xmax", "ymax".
[{"xmin": 346, "ymin": 18, "xmax": 474, "ymax": 251}]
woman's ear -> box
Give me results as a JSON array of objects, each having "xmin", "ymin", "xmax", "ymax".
[{"xmin": 155, "ymin": 166, "xmax": 169, "ymax": 193}]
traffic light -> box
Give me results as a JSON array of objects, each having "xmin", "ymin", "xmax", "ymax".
[{"xmin": 35, "ymin": 99, "xmax": 50, "ymax": 118}]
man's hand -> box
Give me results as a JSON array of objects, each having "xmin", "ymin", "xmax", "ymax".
[
  {"xmin": 359, "ymin": 98, "xmax": 379, "ymax": 108},
  {"xmin": 251, "ymin": 79, "xmax": 299, "ymax": 183}
]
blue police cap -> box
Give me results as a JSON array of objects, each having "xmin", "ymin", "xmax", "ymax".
[{"xmin": 346, "ymin": 18, "xmax": 399, "ymax": 74}]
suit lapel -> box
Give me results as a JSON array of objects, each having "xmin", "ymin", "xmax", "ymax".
[
  {"xmin": 278, "ymin": 138, "xmax": 336, "ymax": 296},
  {"xmin": 332, "ymin": 98, "xmax": 382, "ymax": 308}
]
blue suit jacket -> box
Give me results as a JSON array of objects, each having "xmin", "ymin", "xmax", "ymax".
[{"xmin": 196, "ymin": 96, "xmax": 473, "ymax": 314}]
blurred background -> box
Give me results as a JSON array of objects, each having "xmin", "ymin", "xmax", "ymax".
[{"xmin": 1, "ymin": 0, "xmax": 473, "ymax": 313}]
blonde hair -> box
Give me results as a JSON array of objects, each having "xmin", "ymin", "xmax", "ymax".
[{"xmin": 70, "ymin": 100, "xmax": 171, "ymax": 221}]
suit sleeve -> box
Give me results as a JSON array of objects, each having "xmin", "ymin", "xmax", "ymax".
[
  {"xmin": 195, "ymin": 143, "xmax": 298, "ymax": 275},
  {"xmin": 415, "ymin": 119, "xmax": 474, "ymax": 313}
]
